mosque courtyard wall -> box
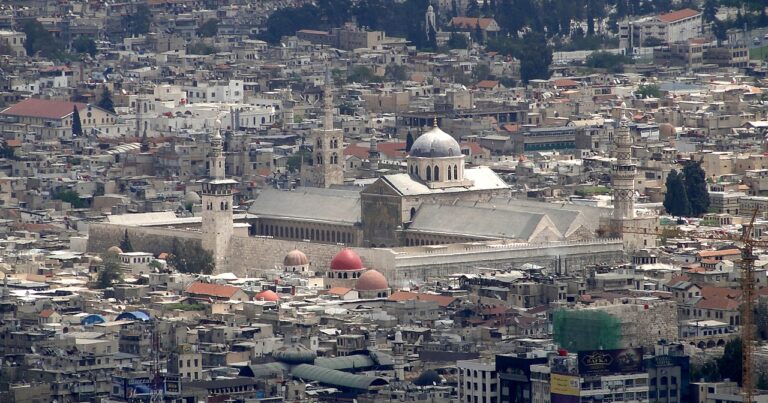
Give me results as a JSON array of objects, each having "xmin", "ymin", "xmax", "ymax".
[{"xmin": 87, "ymin": 224, "xmax": 624, "ymax": 286}]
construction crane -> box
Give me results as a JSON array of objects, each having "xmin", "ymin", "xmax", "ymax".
[{"xmin": 619, "ymin": 208, "xmax": 764, "ymax": 402}]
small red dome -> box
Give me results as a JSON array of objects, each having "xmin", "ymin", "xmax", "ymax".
[
  {"xmin": 330, "ymin": 249, "xmax": 364, "ymax": 271},
  {"xmin": 254, "ymin": 290, "xmax": 279, "ymax": 302},
  {"xmin": 356, "ymin": 269, "xmax": 388, "ymax": 291}
]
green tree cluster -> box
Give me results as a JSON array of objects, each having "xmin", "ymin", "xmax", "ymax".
[
  {"xmin": 97, "ymin": 252, "xmax": 123, "ymax": 289},
  {"xmin": 187, "ymin": 42, "xmax": 218, "ymax": 55},
  {"xmin": 287, "ymin": 149, "xmax": 311, "ymax": 173},
  {"xmin": 584, "ymin": 51, "xmax": 632, "ymax": 73},
  {"xmin": 167, "ymin": 239, "xmax": 215, "ymax": 275},
  {"xmin": 197, "ymin": 18, "xmax": 219, "ymax": 37},
  {"xmin": 663, "ymin": 162, "xmax": 710, "ymax": 218},
  {"xmin": 72, "ymin": 106, "xmax": 83, "ymax": 137},
  {"xmin": 636, "ymin": 84, "xmax": 661, "ymax": 99},
  {"xmin": 123, "ymin": 4, "xmax": 152, "ymax": 36},
  {"xmin": 447, "ymin": 32, "xmax": 469, "ymax": 49},
  {"xmin": 72, "ymin": 37, "xmax": 97, "ymax": 57},
  {"xmin": 53, "ymin": 188, "xmax": 86, "ymax": 208},
  {"xmin": 120, "ymin": 230, "xmax": 134, "ymax": 253},
  {"xmin": 98, "ymin": 87, "xmax": 116, "ymax": 114}
]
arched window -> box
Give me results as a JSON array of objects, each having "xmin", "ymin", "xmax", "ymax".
[
  {"xmin": 448, "ymin": 166, "xmax": 452, "ymax": 180},
  {"xmin": 426, "ymin": 166, "xmax": 432, "ymax": 181},
  {"xmin": 410, "ymin": 207, "xmax": 416, "ymax": 221},
  {"xmin": 317, "ymin": 139, "xmax": 322, "ymax": 147},
  {"xmin": 220, "ymin": 201, "xmax": 225, "ymax": 210},
  {"xmin": 317, "ymin": 154, "xmax": 323, "ymax": 164},
  {"xmin": 332, "ymin": 153, "xmax": 338, "ymax": 164},
  {"xmin": 434, "ymin": 166, "xmax": 440, "ymax": 181},
  {"xmin": 454, "ymin": 165, "xmax": 458, "ymax": 180}
]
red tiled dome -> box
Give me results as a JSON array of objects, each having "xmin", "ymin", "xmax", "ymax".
[
  {"xmin": 330, "ymin": 249, "xmax": 364, "ymax": 271},
  {"xmin": 254, "ymin": 290, "xmax": 279, "ymax": 302},
  {"xmin": 283, "ymin": 249, "xmax": 309, "ymax": 266},
  {"xmin": 355, "ymin": 269, "xmax": 388, "ymax": 291}
]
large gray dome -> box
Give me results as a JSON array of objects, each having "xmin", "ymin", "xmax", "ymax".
[{"xmin": 409, "ymin": 126, "xmax": 462, "ymax": 158}]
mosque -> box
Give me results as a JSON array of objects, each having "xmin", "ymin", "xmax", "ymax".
[{"xmin": 88, "ymin": 115, "xmax": 628, "ymax": 281}]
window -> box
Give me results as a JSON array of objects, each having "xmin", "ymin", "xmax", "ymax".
[
  {"xmin": 426, "ymin": 166, "xmax": 432, "ymax": 181},
  {"xmin": 454, "ymin": 165, "xmax": 458, "ymax": 179}
]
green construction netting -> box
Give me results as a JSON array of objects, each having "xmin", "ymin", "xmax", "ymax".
[{"xmin": 553, "ymin": 309, "xmax": 622, "ymax": 352}]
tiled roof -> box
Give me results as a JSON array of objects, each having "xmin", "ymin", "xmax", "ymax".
[
  {"xmin": 327, "ymin": 287, "xmax": 352, "ymax": 296},
  {"xmin": 39, "ymin": 309, "xmax": 55, "ymax": 318},
  {"xmin": 695, "ymin": 296, "xmax": 739, "ymax": 310},
  {"xmin": 698, "ymin": 248, "xmax": 740, "ymax": 258},
  {"xmin": 658, "ymin": 8, "xmax": 700, "ymax": 23},
  {"xmin": 0, "ymin": 98, "xmax": 89, "ymax": 120},
  {"xmin": 186, "ymin": 282, "xmax": 242, "ymax": 298},
  {"xmin": 450, "ymin": 17, "xmax": 498, "ymax": 30},
  {"xmin": 476, "ymin": 80, "xmax": 499, "ymax": 89}
]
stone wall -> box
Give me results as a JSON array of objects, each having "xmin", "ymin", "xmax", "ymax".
[{"xmin": 87, "ymin": 223, "xmax": 202, "ymax": 256}]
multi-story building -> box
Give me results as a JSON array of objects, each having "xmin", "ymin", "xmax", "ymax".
[
  {"xmin": 0, "ymin": 30, "xmax": 26, "ymax": 57},
  {"xmin": 620, "ymin": 9, "xmax": 702, "ymax": 49},
  {"xmin": 458, "ymin": 359, "xmax": 499, "ymax": 403}
]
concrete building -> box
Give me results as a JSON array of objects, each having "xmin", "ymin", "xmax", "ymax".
[
  {"xmin": 620, "ymin": 9, "xmax": 702, "ymax": 49},
  {"xmin": 458, "ymin": 359, "xmax": 499, "ymax": 403}
]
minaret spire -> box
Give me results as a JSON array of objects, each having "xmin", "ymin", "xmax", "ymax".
[
  {"xmin": 612, "ymin": 113, "xmax": 636, "ymax": 220},
  {"xmin": 323, "ymin": 69, "xmax": 334, "ymax": 130}
]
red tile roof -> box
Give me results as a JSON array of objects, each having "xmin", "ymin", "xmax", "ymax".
[
  {"xmin": 658, "ymin": 8, "xmax": 701, "ymax": 23},
  {"xmin": 327, "ymin": 287, "xmax": 353, "ymax": 296},
  {"xmin": 695, "ymin": 296, "xmax": 740, "ymax": 310},
  {"xmin": 698, "ymin": 249, "xmax": 740, "ymax": 258},
  {"xmin": 344, "ymin": 144, "xmax": 369, "ymax": 159},
  {"xmin": 39, "ymin": 309, "xmax": 56, "ymax": 318},
  {"xmin": 0, "ymin": 98, "xmax": 89, "ymax": 120},
  {"xmin": 476, "ymin": 80, "xmax": 499, "ymax": 89},
  {"xmin": 450, "ymin": 17, "xmax": 498, "ymax": 30},
  {"xmin": 553, "ymin": 79, "xmax": 579, "ymax": 88},
  {"xmin": 186, "ymin": 282, "xmax": 242, "ymax": 298}
]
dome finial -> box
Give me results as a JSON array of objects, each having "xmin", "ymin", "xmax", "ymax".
[{"xmin": 433, "ymin": 115, "xmax": 438, "ymax": 127}]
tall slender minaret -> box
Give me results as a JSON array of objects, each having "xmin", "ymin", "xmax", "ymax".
[
  {"xmin": 201, "ymin": 120, "xmax": 237, "ymax": 272},
  {"xmin": 301, "ymin": 71, "xmax": 344, "ymax": 188},
  {"xmin": 612, "ymin": 115, "xmax": 636, "ymax": 220},
  {"xmin": 368, "ymin": 133, "xmax": 380, "ymax": 173},
  {"xmin": 392, "ymin": 329, "xmax": 405, "ymax": 381}
]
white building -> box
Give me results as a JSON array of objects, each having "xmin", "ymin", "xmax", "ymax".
[
  {"xmin": 184, "ymin": 80, "xmax": 244, "ymax": 104},
  {"xmin": 619, "ymin": 9, "xmax": 702, "ymax": 49},
  {"xmin": 458, "ymin": 359, "xmax": 499, "ymax": 403},
  {"xmin": 0, "ymin": 30, "xmax": 26, "ymax": 57}
]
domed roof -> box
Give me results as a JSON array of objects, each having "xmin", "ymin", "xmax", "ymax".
[
  {"xmin": 330, "ymin": 249, "xmax": 364, "ymax": 271},
  {"xmin": 184, "ymin": 191, "xmax": 201, "ymax": 204},
  {"xmin": 283, "ymin": 249, "xmax": 309, "ymax": 266},
  {"xmin": 356, "ymin": 269, "xmax": 388, "ymax": 291},
  {"xmin": 273, "ymin": 344, "xmax": 317, "ymax": 364},
  {"xmin": 107, "ymin": 246, "xmax": 123, "ymax": 255},
  {"xmin": 409, "ymin": 126, "xmax": 462, "ymax": 158},
  {"xmin": 254, "ymin": 290, "xmax": 279, "ymax": 302}
]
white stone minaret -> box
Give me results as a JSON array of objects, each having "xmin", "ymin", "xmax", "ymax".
[
  {"xmin": 392, "ymin": 329, "xmax": 405, "ymax": 381},
  {"xmin": 425, "ymin": 5, "xmax": 436, "ymax": 39},
  {"xmin": 300, "ymin": 71, "xmax": 344, "ymax": 188},
  {"xmin": 612, "ymin": 115, "xmax": 636, "ymax": 220},
  {"xmin": 201, "ymin": 120, "xmax": 237, "ymax": 272}
]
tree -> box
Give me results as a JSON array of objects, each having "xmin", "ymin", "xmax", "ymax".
[
  {"xmin": 703, "ymin": 0, "xmax": 718, "ymax": 22},
  {"xmin": 348, "ymin": 66, "xmax": 378, "ymax": 83},
  {"xmin": 167, "ymin": 238, "xmax": 215, "ymax": 275},
  {"xmin": 406, "ymin": 131, "xmax": 415, "ymax": 152},
  {"xmin": 97, "ymin": 86, "xmax": 116, "ymax": 114},
  {"xmin": 72, "ymin": 37, "xmax": 97, "ymax": 57},
  {"xmin": 682, "ymin": 160, "xmax": 710, "ymax": 217},
  {"xmin": 72, "ymin": 106, "xmax": 83, "ymax": 137},
  {"xmin": 97, "ymin": 252, "xmax": 123, "ymax": 288},
  {"xmin": 22, "ymin": 19, "xmax": 63, "ymax": 59},
  {"xmin": 120, "ymin": 230, "xmax": 134, "ymax": 253},
  {"xmin": 466, "ymin": 0, "xmax": 480, "ymax": 17},
  {"xmin": 287, "ymin": 149, "xmax": 310, "ymax": 173},
  {"xmin": 519, "ymin": 32, "xmax": 552, "ymax": 83},
  {"xmin": 718, "ymin": 339, "xmax": 743, "ymax": 385},
  {"xmin": 197, "ymin": 18, "xmax": 219, "ymax": 37},
  {"xmin": 584, "ymin": 51, "xmax": 631, "ymax": 73},
  {"xmin": 636, "ymin": 84, "xmax": 661, "ymax": 99},
  {"xmin": 187, "ymin": 42, "xmax": 218, "ymax": 55},
  {"xmin": 663, "ymin": 170, "xmax": 691, "ymax": 218},
  {"xmin": 447, "ymin": 32, "xmax": 469, "ymax": 49},
  {"xmin": 384, "ymin": 64, "xmax": 408, "ymax": 82},
  {"xmin": 125, "ymin": 4, "xmax": 152, "ymax": 35},
  {"xmin": 53, "ymin": 188, "xmax": 86, "ymax": 208}
]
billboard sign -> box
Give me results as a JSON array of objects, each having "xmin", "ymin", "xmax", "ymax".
[
  {"xmin": 551, "ymin": 373, "xmax": 580, "ymax": 403},
  {"xmin": 578, "ymin": 348, "xmax": 643, "ymax": 376}
]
